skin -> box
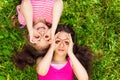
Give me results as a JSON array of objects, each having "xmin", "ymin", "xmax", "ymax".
[
  {"xmin": 28, "ymin": 22, "xmax": 51, "ymax": 50},
  {"xmin": 19, "ymin": 0, "xmax": 63, "ymax": 51},
  {"xmin": 36, "ymin": 31, "xmax": 89, "ymax": 80},
  {"xmin": 33, "ymin": 22, "xmax": 50, "ymax": 42},
  {"xmin": 20, "ymin": 0, "xmax": 63, "ymax": 43}
]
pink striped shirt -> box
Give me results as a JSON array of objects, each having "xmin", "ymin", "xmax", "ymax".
[{"xmin": 17, "ymin": 0, "xmax": 55, "ymax": 25}]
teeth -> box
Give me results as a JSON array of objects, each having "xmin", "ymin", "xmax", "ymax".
[
  {"xmin": 40, "ymin": 27, "xmax": 45, "ymax": 29},
  {"xmin": 40, "ymin": 31, "xmax": 45, "ymax": 33},
  {"xmin": 37, "ymin": 27, "xmax": 45, "ymax": 30}
]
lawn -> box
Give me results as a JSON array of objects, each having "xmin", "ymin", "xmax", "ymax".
[{"xmin": 0, "ymin": 0, "xmax": 120, "ymax": 80}]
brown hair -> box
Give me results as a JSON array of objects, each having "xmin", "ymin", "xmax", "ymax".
[
  {"xmin": 11, "ymin": 15, "xmax": 20, "ymax": 28},
  {"xmin": 12, "ymin": 35, "xmax": 50, "ymax": 70}
]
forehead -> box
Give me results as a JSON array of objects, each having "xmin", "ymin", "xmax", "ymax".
[{"xmin": 57, "ymin": 31, "xmax": 69, "ymax": 40}]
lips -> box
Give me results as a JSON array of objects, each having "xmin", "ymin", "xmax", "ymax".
[
  {"xmin": 37, "ymin": 27, "xmax": 46, "ymax": 30},
  {"xmin": 58, "ymin": 49, "xmax": 64, "ymax": 52}
]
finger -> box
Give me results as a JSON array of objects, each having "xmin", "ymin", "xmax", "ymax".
[
  {"xmin": 30, "ymin": 34, "xmax": 41, "ymax": 43},
  {"xmin": 34, "ymin": 31, "xmax": 41, "ymax": 39},
  {"xmin": 33, "ymin": 37, "xmax": 40, "ymax": 43},
  {"xmin": 68, "ymin": 34, "xmax": 74, "ymax": 46},
  {"xmin": 55, "ymin": 32, "xmax": 60, "ymax": 39},
  {"xmin": 68, "ymin": 34, "xmax": 72, "ymax": 42},
  {"xmin": 30, "ymin": 38, "xmax": 35, "ymax": 43},
  {"xmin": 29, "ymin": 35, "xmax": 34, "ymax": 43}
]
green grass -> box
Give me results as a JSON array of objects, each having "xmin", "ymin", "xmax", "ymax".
[{"xmin": 0, "ymin": 0, "xmax": 120, "ymax": 80}]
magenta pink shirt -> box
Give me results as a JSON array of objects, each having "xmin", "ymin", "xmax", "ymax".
[
  {"xmin": 38, "ymin": 60, "xmax": 74, "ymax": 80},
  {"xmin": 17, "ymin": 0, "xmax": 55, "ymax": 25}
]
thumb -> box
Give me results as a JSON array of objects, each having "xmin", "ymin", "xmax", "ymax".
[{"xmin": 30, "ymin": 36, "xmax": 37, "ymax": 43}]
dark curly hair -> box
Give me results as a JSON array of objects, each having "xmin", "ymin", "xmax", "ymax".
[
  {"xmin": 12, "ymin": 42, "xmax": 49, "ymax": 70},
  {"xmin": 12, "ymin": 35, "xmax": 50, "ymax": 70}
]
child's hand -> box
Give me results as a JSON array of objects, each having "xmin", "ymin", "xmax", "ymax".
[
  {"xmin": 44, "ymin": 28, "xmax": 55, "ymax": 44},
  {"xmin": 29, "ymin": 30, "xmax": 34, "ymax": 43},
  {"xmin": 29, "ymin": 29, "xmax": 41, "ymax": 43},
  {"xmin": 50, "ymin": 28, "xmax": 56, "ymax": 42},
  {"xmin": 52, "ymin": 30, "xmax": 55, "ymax": 40},
  {"xmin": 68, "ymin": 34, "xmax": 74, "ymax": 55},
  {"xmin": 50, "ymin": 32, "xmax": 60, "ymax": 50}
]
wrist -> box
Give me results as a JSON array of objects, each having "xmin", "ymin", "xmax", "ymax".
[
  {"xmin": 27, "ymin": 25, "xmax": 34, "ymax": 32},
  {"xmin": 51, "ymin": 25, "xmax": 57, "ymax": 31},
  {"xmin": 68, "ymin": 52, "xmax": 74, "ymax": 55},
  {"xmin": 29, "ymin": 29, "xmax": 34, "ymax": 34}
]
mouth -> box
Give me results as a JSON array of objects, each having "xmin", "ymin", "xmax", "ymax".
[
  {"xmin": 37, "ymin": 27, "xmax": 46, "ymax": 30},
  {"xmin": 58, "ymin": 49, "xmax": 64, "ymax": 52},
  {"xmin": 37, "ymin": 27, "xmax": 47, "ymax": 34}
]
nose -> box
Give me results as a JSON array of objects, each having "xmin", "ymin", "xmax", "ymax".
[
  {"xmin": 59, "ymin": 41, "xmax": 64, "ymax": 48},
  {"xmin": 40, "ymin": 31, "xmax": 45, "ymax": 36},
  {"xmin": 36, "ymin": 27, "xmax": 46, "ymax": 36}
]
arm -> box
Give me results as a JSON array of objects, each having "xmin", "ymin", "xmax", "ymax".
[
  {"xmin": 20, "ymin": 0, "xmax": 34, "ymax": 43},
  {"xmin": 36, "ymin": 42, "xmax": 55, "ymax": 76},
  {"xmin": 51, "ymin": 0, "xmax": 63, "ymax": 36},
  {"xmin": 68, "ymin": 34, "xmax": 89, "ymax": 80},
  {"xmin": 69, "ymin": 53, "xmax": 89, "ymax": 80},
  {"xmin": 36, "ymin": 33, "xmax": 60, "ymax": 75}
]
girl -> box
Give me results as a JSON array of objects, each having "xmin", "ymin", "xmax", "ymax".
[
  {"xmin": 36, "ymin": 24, "xmax": 92, "ymax": 80},
  {"xmin": 12, "ymin": 24, "xmax": 92, "ymax": 79},
  {"xmin": 11, "ymin": 0, "xmax": 63, "ymax": 57},
  {"xmin": 16, "ymin": 0, "xmax": 63, "ymax": 43}
]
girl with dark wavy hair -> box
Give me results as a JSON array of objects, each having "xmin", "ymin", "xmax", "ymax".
[
  {"xmin": 11, "ymin": 0, "xmax": 63, "ymax": 54},
  {"xmin": 12, "ymin": 24, "xmax": 92, "ymax": 80}
]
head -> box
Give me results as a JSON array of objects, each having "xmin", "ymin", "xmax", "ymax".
[
  {"xmin": 54, "ymin": 31, "xmax": 70, "ymax": 56},
  {"xmin": 33, "ymin": 19, "xmax": 50, "ymax": 37},
  {"xmin": 55, "ymin": 24, "xmax": 93, "ymax": 77},
  {"xmin": 55, "ymin": 24, "xmax": 75, "ymax": 42},
  {"xmin": 31, "ymin": 19, "xmax": 52, "ymax": 52},
  {"xmin": 54, "ymin": 24, "xmax": 75, "ymax": 56},
  {"xmin": 25, "ymin": 34, "xmax": 50, "ymax": 56},
  {"xmin": 12, "ymin": 35, "xmax": 50, "ymax": 70}
]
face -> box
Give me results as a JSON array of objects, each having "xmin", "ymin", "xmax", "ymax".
[
  {"xmin": 34, "ymin": 22, "xmax": 49, "ymax": 36},
  {"xmin": 32, "ymin": 39, "xmax": 49, "ymax": 51},
  {"xmin": 32, "ymin": 22, "xmax": 51, "ymax": 51},
  {"xmin": 55, "ymin": 31, "xmax": 70, "ymax": 56}
]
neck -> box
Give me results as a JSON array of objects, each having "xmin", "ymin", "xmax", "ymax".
[{"xmin": 52, "ymin": 53, "xmax": 67, "ymax": 64}]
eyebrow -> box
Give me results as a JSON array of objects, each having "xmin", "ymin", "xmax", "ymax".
[{"xmin": 56, "ymin": 37, "xmax": 69, "ymax": 40}]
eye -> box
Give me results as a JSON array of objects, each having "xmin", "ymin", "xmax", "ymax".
[
  {"xmin": 55, "ymin": 40, "xmax": 60, "ymax": 44},
  {"xmin": 45, "ymin": 35, "xmax": 49, "ymax": 38},
  {"xmin": 34, "ymin": 35, "xmax": 40, "ymax": 38},
  {"xmin": 37, "ymin": 27, "xmax": 40, "ymax": 30},
  {"xmin": 65, "ymin": 41, "xmax": 69, "ymax": 45},
  {"xmin": 44, "ymin": 34, "xmax": 50, "ymax": 40}
]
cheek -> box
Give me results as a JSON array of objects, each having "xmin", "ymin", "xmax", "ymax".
[
  {"xmin": 55, "ymin": 44, "xmax": 59, "ymax": 50},
  {"xmin": 40, "ymin": 40, "xmax": 48, "ymax": 47},
  {"xmin": 64, "ymin": 45, "xmax": 69, "ymax": 52}
]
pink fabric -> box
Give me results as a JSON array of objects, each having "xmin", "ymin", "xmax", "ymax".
[
  {"xmin": 51, "ymin": 63, "xmax": 66, "ymax": 70},
  {"xmin": 38, "ymin": 60, "xmax": 74, "ymax": 80},
  {"xmin": 17, "ymin": 0, "xmax": 55, "ymax": 25}
]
